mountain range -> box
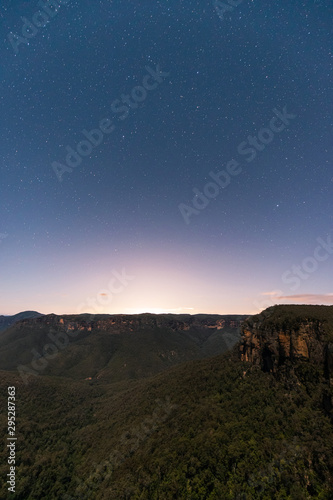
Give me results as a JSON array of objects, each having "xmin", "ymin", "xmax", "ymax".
[
  {"xmin": 0, "ymin": 313, "xmax": 246, "ymax": 384},
  {"xmin": 0, "ymin": 311, "xmax": 43, "ymax": 333},
  {"xmin": 0, "ymin": 305, "xmax": 332, "ymax": 499}
]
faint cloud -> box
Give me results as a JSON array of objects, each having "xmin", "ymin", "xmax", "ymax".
[
  {"xmin": 258, "ymin": 291, "xmax": 333, "ymax": 305},
  {"xmin": 261, "ymin": 290, "xmax": 282, "ymax": 297},
  {"xmin": 124, "ymin": 307, "xmax": 194, "ymax": 314},
  {"xmin": 76, "ymin": 269, "xmax": 135, "ymax": 314},
  {"xmin": 253, "ymin": 231, "xmax": 333, "ymax": 314},
  {"xmin": 277, "ymin": 293, "xmax": 333, "ymax": 304}
]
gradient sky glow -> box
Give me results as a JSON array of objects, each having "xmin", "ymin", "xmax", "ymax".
[{"xmin": 1, "ymin": 0, "xmax": 332, "ymax": 315}]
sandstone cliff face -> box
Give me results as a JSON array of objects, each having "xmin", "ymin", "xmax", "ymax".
[
  {"xmin": 239, "ymin": 306, "xmax": 333, "ymax": 421},
  {"xmin": 0, "ymin": 313, "xmax": 246, "ymax": 383},
  {"xmin": 18, "ymin": 313, "xmax": 244, "ymax": 335},
  {"xmin": 239, "ymin": 320, "xmax": 325, "ymax": 373}
]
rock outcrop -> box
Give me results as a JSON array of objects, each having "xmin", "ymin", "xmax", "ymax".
[
  {"xmin": 240, "ymin": 319, "xmax": 324, "ymax": 372},
  {"xmin": 239, "ymin": 304, "xmax": 333, "ymax": 421},
  {"xmin": 0, "ymin": 312, "xmax": 247, "ymax": 381},
  {"xmin": 17, "ymin": 312, "xmax": 245, "ymax": 335}
]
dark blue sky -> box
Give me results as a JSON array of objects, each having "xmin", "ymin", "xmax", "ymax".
[{"xmin": 1, "ymin": 0, "xmax": 332, "ymax": 314}]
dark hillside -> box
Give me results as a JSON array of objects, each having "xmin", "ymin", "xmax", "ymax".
[{"xmin": 0, "ymin": 306, "xmax": 332, "ymax": 499}]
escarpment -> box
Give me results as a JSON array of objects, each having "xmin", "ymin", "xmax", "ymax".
[{"xmin": 239, "ymin": 304, "xmax": 333, "ymax": 420}]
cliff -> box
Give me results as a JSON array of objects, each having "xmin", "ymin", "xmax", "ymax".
[
  {"xmin": 239, "ymin": 304, "xmax": 333, "ymax": 420},
  {"xmin": 0, "ymin": 312, "xmax": 246, "ymax": 383},
  {"xmin": 17, "ymin": 312, "xmax": 243, "ymax": 334}
]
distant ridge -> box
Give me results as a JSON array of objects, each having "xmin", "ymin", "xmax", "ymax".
[
  {"xmin": 0, "ymin": 311, "xmax": 43, "ymax": 333},
  {"xmin": 0, "ymin": 312, "xmax": 246, "ymax": 383},
  {"xmin": 1, "ymin": 305, "xmax": 333, "ymax": 498}
]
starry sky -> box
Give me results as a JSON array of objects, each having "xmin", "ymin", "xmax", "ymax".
[{"xmin": 0, "ymin": 0, "xmax": 332, "ymax": 315}]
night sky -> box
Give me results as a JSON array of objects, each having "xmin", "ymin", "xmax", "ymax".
[{"xmin": 1, "ymin": 0, "xmax": 332, "ymax": 315}]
